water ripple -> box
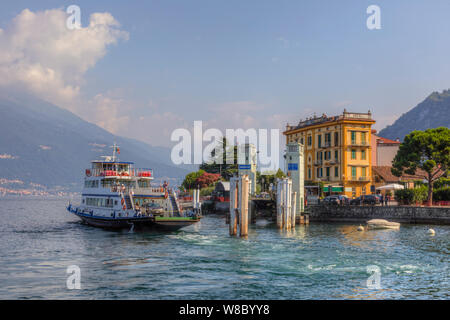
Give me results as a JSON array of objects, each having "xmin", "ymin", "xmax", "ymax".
[{"xmin": 0, "ymin": 197, "xmax": 448, "ymax": 299}]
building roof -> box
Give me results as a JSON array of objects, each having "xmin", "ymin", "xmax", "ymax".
[
  {"xmin": 376, "ymin": 136, "xmax": 400, "ymax": 145},
  {"xmin": 372, "ymin": 166, "xmax": 443, "ymax": 183},
  {"xmin": 284, "ymin": 110, "xmax": 375, "ymax": 134},
  {"xmin": 91, "ymin": 161, "xmax": 134, "ymax": 164}
]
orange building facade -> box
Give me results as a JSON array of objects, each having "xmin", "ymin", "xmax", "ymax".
[{"xmin": 283, "ymin": 110, "xmax": 376, "ymax": 198}]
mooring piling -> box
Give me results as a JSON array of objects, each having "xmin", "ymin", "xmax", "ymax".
[
  {"xmin": 284, "ymin": 179, "xmax": 292, "ymax": 230},
  {"xmin": 276, "ymin": 179, "xmax": 283, "ymax": 228},
  {"xmin": 240, "ymin": 175, "xmax": 249, "ymax": 236},
  {"xmin": 229, "ymin": 175, "xmax": 250, "ymax": 237},
  {"xmin": 291, "ymin": 191, "xmax": 297, "ymax": 228},
  {"xmin": 192, "ymin": 188, "xmax": 201, "ymax": 215},
  {"xmin": 196, "ymin": 188, "xmax": 200, "ymax": 210},
  {"xmin": 229, "ymin": 178, "xmax": 238, "ymax": 235},
  {"xmin": 276, "ymin": 178, "xmax": 298, "ymax": 230}
]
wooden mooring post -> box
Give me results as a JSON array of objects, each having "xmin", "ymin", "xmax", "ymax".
[
  {"xmin": 229, "ymin": 175, "xmax": 250, "ymax": 237},
  {"xmin": 276, "ymin": 178, "xmax": 298, "ymax": 230},
  {"xmin": 291, "ymin": 191, "xmax": 297, "ymax": 228},
  {"xmin": 192, "ymin": 188, "xmax": 201, "ymax": 214}
]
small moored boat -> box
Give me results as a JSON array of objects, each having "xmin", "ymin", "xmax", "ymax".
[{"xmin": 366, "ymin": 219, "xmax": 400, "ymax": 230}]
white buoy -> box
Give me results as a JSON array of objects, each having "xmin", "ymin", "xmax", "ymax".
[
  {"xmin": 428, "ymin": 228, "xmax": 435, "ymax": 235},
  {"xmin": 357, "ymin": 225, "xmax": 364, "ymax": 231}
]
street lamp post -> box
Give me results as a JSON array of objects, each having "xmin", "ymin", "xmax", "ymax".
[{"xmin": 317, "ymin": 178, "xmax": 322, "ymax": 203}]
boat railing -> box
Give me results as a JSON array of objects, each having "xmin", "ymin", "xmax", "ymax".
[
  {"xmin": 134, "ymin": 168, "xmax": 153, "ymax": 178},
  {"xmin": 111, "ymin": 185, "xmax": 165, "ymax": 194},
  {"xmin": 85, "ymin": 168, "xmax": 153, "ymax": 178},
  {"xmin": 111, "ymin": 185, "xmax": 133, "ymax": 194},
  {"xmin": 135, "ymin": 186, "xmax": 166, "ymax": 193}
]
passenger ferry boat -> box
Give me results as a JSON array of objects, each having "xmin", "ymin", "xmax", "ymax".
[{"xmin": 67, "ymin": 144, "xmax": 201, "ymax": 231}]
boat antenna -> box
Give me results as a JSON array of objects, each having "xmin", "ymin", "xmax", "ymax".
[{"xmin": 111, "ymin": 142, "xmax": 120, "ymax": 162}]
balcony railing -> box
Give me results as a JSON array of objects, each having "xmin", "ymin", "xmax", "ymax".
[
  {"xmin": 313, "ymin": 160, "xmax": 323, "ymax": 166},
  {"xmin": 349, "ymin": 141, "xmax": 369, "ymax": 147},
  {"xmin": 349, "ymin": 176, "xmax": 370, "ymax": 182},
  {"xmin": 319, "ymin": 142, "xmax": 331, "ymax": 148}
]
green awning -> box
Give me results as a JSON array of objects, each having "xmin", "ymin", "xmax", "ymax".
[{"xmin": 323, "ymin": 186, "xmax": 344, "ymax": 192}]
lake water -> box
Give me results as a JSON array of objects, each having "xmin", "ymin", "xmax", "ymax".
[{"xmin": 0, "ymin": 197, "xmax": 448, "ymax": 299}]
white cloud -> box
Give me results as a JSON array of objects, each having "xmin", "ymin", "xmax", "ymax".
[
  {"xmin": 277, "ymin": 37, "xmax": 290, "ymax": 49},
  {"xmin": 333, "ymin": 100, "xmax": 352, "ymax": 109},
  {"xmin": 0, "ymin": 8, "xmax": 128, "ymax": 111},
  {"xmin": 201, "ymin": 101, "xmax": 313, "ymax": 136},
  {"xmin": 204, "ymin": 101, "xmax": 266, "ymax": 131},
  {"xmin": 131, "ymin": 112, "xmax": 189, "ymax": 146},
  {"xmin": 90, "ymin": 93, "xmax": 131, "ymax": 134},
  {"xmin": 0, "ymin": 154, "xmax": 19, "ymax": 159}
]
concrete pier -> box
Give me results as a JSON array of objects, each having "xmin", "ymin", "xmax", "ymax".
[{"xmin": 307, "ymin": 205, "xmax": 449, "ymax": 225}]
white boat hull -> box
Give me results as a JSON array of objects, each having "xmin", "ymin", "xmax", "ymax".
[{"xmin": 366, "ymin": 219, "xmax": 400, "ymax": 230}]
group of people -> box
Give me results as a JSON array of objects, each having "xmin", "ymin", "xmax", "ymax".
[{"xmin": 379, "ymin": 193, "xmax": 391, "ymax": 206}]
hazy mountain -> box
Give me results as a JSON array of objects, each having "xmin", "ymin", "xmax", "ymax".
[
  {"xmin": 0, "ymin": 95, "xmax": 190, "ymax": 192},
  {"xmin": 379, "ymin": 90, "xmax": 450, "ymax": 140}
]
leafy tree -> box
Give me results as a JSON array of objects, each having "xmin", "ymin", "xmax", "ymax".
[
  {"xmin": 181, "ymin": 170, "xmax": 221, "ymax": 191},
  {"xmin": 255, "ymin": 169, "xmax": 287, "ymax": 193},
  {"xmin": 199, "ymin": 137, "xmax": 238, "ymax": 180},
  {"xmin": 182, "ymin": 170, "xmax": 205, "ymax": 190},
  {"xmin": 392, "ymin": 127, "xmax": 449, "ymax": 204},
  {"xmin": 434, "ymin": 177, "xmax": 450, "ymax": 189},
  {"xmin": 200, "ymin": 185, "xmax": 215, "ymax": 196},
  {"xmin": 196, "ymin": 172, "xmax": 221, "ymax": 188},
  {"xmin": 433, "ymin": 187, "xmax": 450, "ymax": 201},
  {"xmin": 394, "ymin": 186, "xmax": 428, "ymax": 205},
  {"xmin": 257, "ymin": 171, "xmax": 270, "ymax": 192},
  {"xmin": 275, "ymin": 168, "xmax": 286, "ymax": 179}
]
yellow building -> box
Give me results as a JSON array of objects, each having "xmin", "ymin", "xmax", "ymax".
[{"xmin": 283, "ymin": 110, "xmax": 375, "ymax": 198}]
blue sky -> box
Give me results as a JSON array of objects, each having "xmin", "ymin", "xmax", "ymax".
[{"xmin": 1, "ymin": 0, "xmax": 450, "ymax": 146}]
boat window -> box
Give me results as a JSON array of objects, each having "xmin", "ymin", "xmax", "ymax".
[
  {"xmin": 117, "ymin": 180, "xmax": 136, "ymax": 188},
  {"xmin": 138, "ymin": 180, "xmax": 150, "ymax": 188},
  {"xmin": 84, "ymin": 180, "xmax": 99, "ymax": 188},
  {"xmin": 101, "ymin": 179, "xmax": 115, "ymax": 188},
  {"xmin": 85, "ymin": 197, "xmax": 114, "ymax": 208}
]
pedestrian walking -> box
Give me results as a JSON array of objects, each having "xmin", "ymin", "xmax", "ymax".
[
  {"xmin": 385, "ymin": 195, "xmax": 389, "ymax": 206},
  {"xmin": 380, "ymin": 194, "xmax": 384, "ymax": 206}
]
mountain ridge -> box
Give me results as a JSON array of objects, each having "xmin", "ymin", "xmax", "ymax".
[
  {"xmin": 0, "ymin": 94, "xmax": 189, "ymax": 193},
  {"xmin": 378, "ymin": 89, "xmax": 450, "ymax": 140}
]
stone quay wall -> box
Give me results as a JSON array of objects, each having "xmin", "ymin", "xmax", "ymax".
[{"xmin": 307, "ymin": 205, "xmax": 450, "ymax": 225}]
